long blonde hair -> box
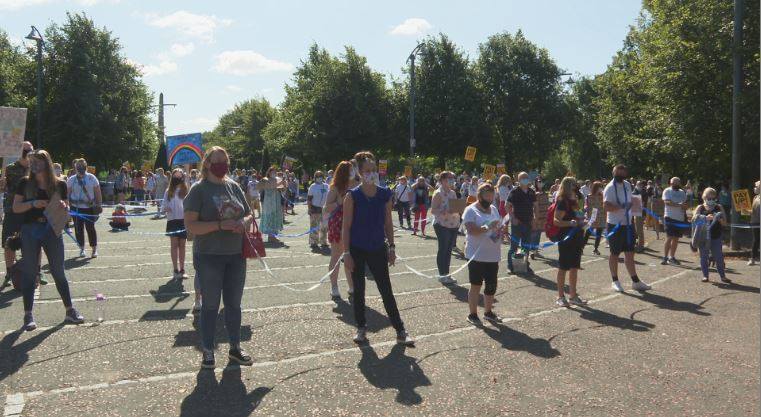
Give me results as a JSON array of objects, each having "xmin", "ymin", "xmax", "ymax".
[
  {"xmin": 200, "ymin": 146, "xmax": 229, "ymax": 180},
  {"xmin": 24, "ymin": 150, "xmax": 59, "ymax": 199},
  {"xmin": 558, "ymin": 176, "xmax": 577, "ymax": 201},
  {"xmin": 496, "ymin": 174, "xmax": 512, "ymax": 188}
]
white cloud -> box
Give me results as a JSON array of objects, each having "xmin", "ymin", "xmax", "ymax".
[
  {"xmin": 224, "ymin": 85, "xmax": 243, "ymax": 93},
  {"xmin": 128, "ymin": 59, "xmax": 178, "ymax": 77},
  {"xmin": 0, "ymin": 0, "xmax": 52, "ymax": 11},
  {"xmin": 169, "ymin": 42, "xmax": 195, "ymax": 57},
  {"xmin": 212, "ymin": 50, "xmax": 293, "ymax": 76},
  {"xmin": 389, "ymin": 18, "xmax": 432, "ymax": 36},
  {"xmin": 146, "ymin": 11, "xmax": 232, "ymax": 43}
]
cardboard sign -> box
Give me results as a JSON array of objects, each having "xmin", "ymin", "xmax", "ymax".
[
  {"xmin": 483, "ymin": 164, "xmax": 496, "ymax": 181},
  {"xmin": 166, "ymin": 133, "xmax": 203, "ymax": 166},
  {"xmin": 448, "ymin": 198, "xmax": 467, "ymax": 214},
  {"xmin": 44, "ymin": 192, "xmax": 70, "ymax": 237},
  {"xmin": 496, "ymin": 163, "xmax": 506, "ymax": 175},
  {"xmin": 732, "ymin": 189, "xmax": 752, "ymax": 214},
  {"xmin": 464, "ymin": 146, "xmax": 477, "ymax": 162},
  {"xmin": 378, "ymin": 160, "xmax": 388, "ymax": 176},
  {"xmin": 404, "ymin": 166, "xmax": 412, "ymax": 178},
  {"xmin": 87, "ymin": 166, "xmax": 96, "ymax": 174},
  {"xmin": 283, "ymin": 155, "xmax": 297, "ymax": 170},
  {"xmin": 0, "ymin": 107, "xmax": 27, "ymax": 159},
  {"xmin": 630, "ymin": 195, "xmax": 643, "ymax": 217}
]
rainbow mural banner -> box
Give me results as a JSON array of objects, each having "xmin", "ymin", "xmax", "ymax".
[{"xmin": 166, "ymin": 133, "xmax": 203, "ymax": 166}]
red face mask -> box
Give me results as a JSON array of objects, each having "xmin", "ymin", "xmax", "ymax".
[{"xmin": 209, "ymin": 162, "xmax": 229, "ymax": 178}]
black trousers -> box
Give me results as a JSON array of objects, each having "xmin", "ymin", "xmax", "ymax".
[
  {"xmin": 72, "ymin": 207, "xmax": 98, "ymax": 248},
  {"xmin": 752, "ymin": 225, "xmax": 760, "ymax": 259},
  {"xmin": 349, "ymin": 246, "xmax": 404, "ymax": 332},
  {"xmin": 396, "ymin": 201, "xmax": 411, "ymax": 227}
]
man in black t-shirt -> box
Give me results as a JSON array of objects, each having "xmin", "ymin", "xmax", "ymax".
[
  {"xmin": 506, "ymin": 172, "xmax": 538, "ymax": 273},
  {"xmin": 1, "ymin": 141, "xmax": 33, "ymax": 287}
]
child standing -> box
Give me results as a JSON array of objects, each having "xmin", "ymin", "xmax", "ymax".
[{"xmin": 163, "ymin": 168, "xmax": 189, "ymax": 280}]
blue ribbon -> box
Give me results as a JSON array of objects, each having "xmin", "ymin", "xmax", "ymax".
[{"xmin": 506, "ymin": 226, "xmax": 581, "ymax": 251}]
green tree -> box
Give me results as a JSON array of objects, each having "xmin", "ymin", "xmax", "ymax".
[
  {"xmin": 562, "ymin": 77, "xmax": 605, "ymax": 180},
  {"xmin": 204, "ymin": 98, "xmax": 276, "ymax": 171},
  {"xmin": 475, "ymin": 30, "xmax": 566, "ymax": 171},
  {"xmin": 42, "ymin": 13, "xmax": 156, "ymax": 169},
  {"xmin": 0, "ymin": 31, "xmax": 35, "ymax": 109},
  {"xmin": 264, "ymin": 44, "xmax": 396, "ymax": 172}
]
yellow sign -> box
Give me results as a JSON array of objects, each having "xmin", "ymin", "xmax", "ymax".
[
  {"xmin": 404, "ymin": 166, "xmax": 412, "ymax": 178},
  {"xmin": 732, "ymin": 189, "xmax": 752, "ymax": 214},
  {"xmin": 496, "ymin": 163, "xmax": 506, "ymax": 175},
  {"xmin": 141, "ymin": 162, "xmax": 153, "ymax": 173},
  {"xmin": 378, "ymin": 160, "xmax": 388, "ymax": 176},
  {"xmin": 464, "ymin": 146, "xmax": 477, "ymax": 162},
  {"xmin": 86, "ymin": 166, "xmax": 96, "ymax": 174},
  {"xmin": 483, "ymin": 164, "xmax": 496, "ymax": 181}
]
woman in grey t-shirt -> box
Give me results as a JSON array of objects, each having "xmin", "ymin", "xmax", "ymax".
[{"xmin": 184, "ymin": 146, "xmax": 253, "ymax": 369}]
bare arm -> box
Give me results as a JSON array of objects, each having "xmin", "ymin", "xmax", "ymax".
[
  {"xmin": 324, "ymin": 188, "xmax": 339, "ymax": 214},
  {"xmin": 13, "ymin": 193, "xmax": 43, "ymax": 213},
  {"xmin": 340, "ymin": 192, "xmax": 354, "ymax": 251},
  {"xmin": 184, "ymin": 211, "xmax": 222, "ymax": 236}
]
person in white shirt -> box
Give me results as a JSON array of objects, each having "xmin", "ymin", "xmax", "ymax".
[
  {"xmin": 579, "ymin": 180, "xmax": 591, "ymax": 200},
  {"xmin": 145, "ymin": 171, "xmax": 156, "ymax": 204},
  {"xmin": 393, "ymin": 176, "xmax": 413, "ymax": 228},
  {"xmin": 67, "ymin": 158, "xmax": 102, "ymax": 258},
  {"xmin": 307, "ymin": 170, "xmax": 329, "ymax": 249},
  {"xmin": 661, "ymin": 177, "xmax": 688, "ymax": 265},
  {"xmin": 462, "ymin": 183, "xmax": 506, "ymax": 326},
  {"xmin": 153, "ymin": 168, "xmax": 169, "ymax": 219},
  {"xmin": 246, "ymin": 174, "xmax": 261, "ymax": 218},
  {"xmin": 163, "ymin": 168, "xmax": 189, "ymax": 280},
  {"xmin": 603, "ymin": 164, "xmax": 651, "ymax": 293},
  {"xmin": 460, "ymin": 176, "xmax": 478, "ymax": 200}
]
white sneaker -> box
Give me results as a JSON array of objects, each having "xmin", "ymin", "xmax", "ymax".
[
  {"xmin": 330, "ymin": 286, "xmax": 341, "ymax": 299},
  {"xmin": 632, "ymin": 281, "xmax": 652, "ymax": 291},
  {"xmin": 438, "ymin": 275, "xmax": 457, "ymax": 284},
  {"xmin": 91, "ymin": 248, "xmax": 98, "ymax": 258},
  {"xmin": 78, "ymin": 247, "xmax": 86, "ymax": 258},
  {"xmin": 611, "ymin": 280, "xmax": 625, "ymax": 292},
  {"xmin": 748, "ymin": 259, "xmax": 757, "ymax": 266}
]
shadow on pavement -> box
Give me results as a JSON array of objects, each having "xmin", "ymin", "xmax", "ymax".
[
  {"xmin": 357, "ymin": 344, "xmax": 430, "ymax": 405},
  {"xmin": 622, "ymin": 291, "xmax": 710, "ymax": 316},
  {"xmin": 179, "ymin": 366, "xmax": 271, "ymax": 417},
  {"xmin": 174, "ymin": 311, "xmax": 252, "ymax": 352},
  {"xmin": 333, "ymin": 297, "xmax": 391, "ymax": 333},
  {"xmin": 0, "ymin": 324, "xmax": 63, "ymax": 383},
  {"xmin": 150, "ymin": 277, "xmax": 190, "ymax": 304},
  {"xmin": 712, "ymin": 282, "xmax": 759, "ymax": 293},
  {"xmin": 0, "ymin": 288, "xmax": 21, "ymax": 310},
  {"xmin": 573, "ymin": 304, "xmax": 654, "ymax": 331},
  {"xmin": 481, "ymin": 322, "xmax": 560, "ymax": 358}
]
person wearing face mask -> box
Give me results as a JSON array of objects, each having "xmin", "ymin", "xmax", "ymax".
[
  {"xmin": 325, "ymin": 161, "xmax": 356, "ymax": 298},
  {"xmin": 184, "ymin": 146, "xmax": 254, "ymax": 369},
  {"xmin": 430, "ymin": 171, "xmax": 460, "ymax": 285},
  {"xmin": 14, "ymin": 150, "xmax": 84, "ymax": 331},
  {"xmin": 749, "ymin": 181, "xmax": 760, "ymax": 266},
  {"xmin": 495, "ymin": 175, "xmax": 513, "ymax": 218},
  {"xmin": 342, "ymin": 151, "xmax": 414, "ymax": 346},
  {"xmin": 164, "ymin": 168, "xmax": 189, "ymax": 280},
  {"xmin": 257, "ymin": 166, "xmax": 286, "ymax": 243},
  {"xmin": 246, "ymin": 171, "xmax": 261, "ymax": 219},
  {"xmin": 393, "ymin": 176, "xmax": 413, "ymax": 229},
  {"xmin": 153, "ymin": 168, "xmax": 169, "ymax": 219},
  {"xmin": 531, "ymin": 178, "xmax": 549, "ymax": 258},
  {"xmin": 661, "ymin": 177, "xmax": 688, "ymax": 265},
  {"xmin": 692, "ymin": 188, "xmax": 730, "ymax": 283},
  {"xmin": 553, "ymin": 177, "xmax": 588, "ymax": 307},
  {"xmin": 506, "ymin": 172, "xmax": 538, "ymax": 274},
  {"xmin": 1, "ymin": 142, "xmax": 33, "ymax": 288},
  {"xmin": 67, "ymin": 159, "xmax": 103, "ymax": 258},
  {"xmin": 603, "ymin": 164, "xmax": 651, "ymax": 292},
  {"xmin": 411, "ymin": 176, "xmax": 432, "ymax": 236},
  {"xmin": 307, "ymin": 170, "xmax": 329, "ymax": 250},
  {"xmin": 463, "ymin": 183, "xmax": 506, "ymax": 325}
]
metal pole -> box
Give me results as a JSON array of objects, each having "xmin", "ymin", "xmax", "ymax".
[
  {"xmin": 157, "ymin": 93, "xmax": 165, "ymax": 144},
  {"xmin": 409, "ymin": 54, "xmax": 416, "ymax": 160},
  {"xmin": 730, "ymin": 0, "xmax": 743, "ymax": 249},
  {"xmin": 35, "ymin": 40, "xmax": 43, "ymax": 148}
]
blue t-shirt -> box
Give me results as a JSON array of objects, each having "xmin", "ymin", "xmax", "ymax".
[{"xmin": 349, "ymin": 185, "xmax": 391, "ymax": 252}]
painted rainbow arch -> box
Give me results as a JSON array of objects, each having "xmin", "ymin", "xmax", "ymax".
[{"xmin": 168, "ymin": 142, "xmax": 203, "ymax": 165}]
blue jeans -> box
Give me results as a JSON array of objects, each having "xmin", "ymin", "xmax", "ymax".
[
  {"xmin": 195, "ymin": 253, "xmax": 246, "ymax": 351},
  {"xmin": 508, "ymin": 223, "xmax": 532, "ymax": 271},
  {"xmin": 699, "ymin": 238, "xmax": 726, "ymax": 279},
  {"xmin": 530, "ymin": 230, "xmax": 542, "ymax": 250},
  {"xmin": 21, "ymin": 222, "xmax": 72, "ymax": 311},
  {"xmin": 433, "ymin": 223, "xmax": 458, "ymax": 276}
]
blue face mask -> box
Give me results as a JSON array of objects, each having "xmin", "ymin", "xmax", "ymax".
[{"xmin": 519, "ymin": 178, "xmax": 530, "ymax": 186}]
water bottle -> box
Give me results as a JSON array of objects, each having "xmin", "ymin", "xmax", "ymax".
[{"xmin": 95, "ymin": 291, "xmax": 106, "ymax": 323}]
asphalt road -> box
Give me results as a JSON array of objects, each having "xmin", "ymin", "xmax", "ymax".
[{"xmin": 0, "ymin": 204, "xmax": 758, "ymax": 416}]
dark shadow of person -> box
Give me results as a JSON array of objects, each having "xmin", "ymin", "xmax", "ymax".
[
  {"xmin": 0, "ymin": 324, "xmax": 63, "ymax": 383},
  {"xmin": 179, "ymin": 366, "xmax": 271, "ymax": 417},
  {"xmin": 357, "ymin": 344, "xmax": 430, "ymax": 405},
  {"xmin": 333, "ymin": 297, "xmax": 391, "ymax": 333},
  {"xmin": 150, "ymin": 277, "xmax": 189, "ymax": 304},
  {"xmin": 573, "ymin": 305, "xmax": 654, "ymax": 331},
  {"xmin": 622, "ymin": 291, "xmax": 710, "ymax": 316},
  {"xmin": 481, "ymin": 322, "xmax": 560, "ymax": 358},
  {"xmin": 712, "ymin": 282, "xmax": 759, "ymax": 293},
  {"xmin": 0, "ymin": 288, "xmax": 21, "ymax": 310}
]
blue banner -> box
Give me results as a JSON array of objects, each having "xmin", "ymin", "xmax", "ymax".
[{"xmin": 166, "ymin": 133, "xmax": 203, "ymax": 166}]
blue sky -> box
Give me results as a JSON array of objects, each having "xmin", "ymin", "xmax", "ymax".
[{"xmin": 1, "ymin": 0, "xmax": 642, "ymax": 136}]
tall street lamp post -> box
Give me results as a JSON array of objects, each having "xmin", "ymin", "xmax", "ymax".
[
  {"xmin": 25, "ymin": 26, "xmax": 44, "ymax": 148},
  {"xmin": 407, "ymin": 43, "xmax": 425, "ymax": 162}
]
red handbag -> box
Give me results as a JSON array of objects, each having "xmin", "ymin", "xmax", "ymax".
[{"xmin": 242, "ymin": 218, "xmax": 266, "ymax": 259}]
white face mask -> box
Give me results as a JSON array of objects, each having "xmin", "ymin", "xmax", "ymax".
[{"xmin": 361, "ymin": 173, "xmax": 373, "ymax": 184}]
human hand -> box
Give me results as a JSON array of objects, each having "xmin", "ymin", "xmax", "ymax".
[
  {"xmin": 33, "ymin": 200, "xmax": 48, "ymax": 209},
  {"xmin": 388, "ymin": 249, "xmax": 396, "ymax": 266}
]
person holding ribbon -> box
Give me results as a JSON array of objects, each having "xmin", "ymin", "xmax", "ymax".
[
  {"xmin": 692, "ymin": 187, "xmax": 730, "ymax": 283},
  {"xmin": 325, "ymin": 161, "xmax": 355, "ymax": 299},
  {"xmin": 463, "ymin": 183, "xmax": 506, "ymax": 326},
  {"xmin": 430, "ymin": 170, "xmax": 460, "ymax": 285},
  {"xmin": 14, "ymin": 150, "xmax": 84, "ymax": 331},
  {"xmin": 584, "ymin": 181, "xmax": 605, "ymax": 255},
  {"xmin": 603, "ymin": 164, "xmax": 651, "ymax": 293},
  {"xmin": 661, "ymin": 177, "xmax": 688, "ymax": 265},
  {"xmin": 506, "ymin": 172, "xmax": 537, "ymax": 274},
  {"xmin": 411, "ymin": 176, "xmax": 431, "ymax": 236},
  {"xmin": 258, "ymin": 166, "xmax": 286, "ymax": 243},
  {"xmin": 342, "ymin": 151, "xmax": 414, "ymax": 346},
  {"xmin": 553, "ymin": 177, "xmax": 588, "ymax": 307},
  {"xmin": 68, "ymin": 158, "xmax": 102, "ymax": 258},
  {"xmin": 184, "ymin": 146, "xmax": 253, "ymax": 369},
  {"xmin": 307, "ymin": 170, "xmax": 329, "ymax": 251}
]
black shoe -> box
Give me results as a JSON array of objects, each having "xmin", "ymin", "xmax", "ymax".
[
  {"xmin": 396, "ymin": 330, "xmax": 415, "ymax": 346},
  {"xmin": 201, "ymin": 350, "xmax": 215, "ymax": 369},
  {"xmin": 229, "ymin": 347, "xmax": 253, "ymax": 366},
  {"xmin": 466, "ymin": 313, "xmax": 482, "ymax": 326},
  {"xmin": 660, "ymin": 257, "xmax": 668, "ymax": 265},
  {"xmin": 593, "ymin": 249, "xmax": 601, "ymax": 255},
  {"xmin": 483, "ymin": 311, "xmax": 503, "ymax": 324}
]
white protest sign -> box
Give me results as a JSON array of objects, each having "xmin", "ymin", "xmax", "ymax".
[{"xmin": 0, "ymin": 107, "xmax": 27, "ymax": 159}]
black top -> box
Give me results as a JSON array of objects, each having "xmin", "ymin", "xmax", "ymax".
[
  {"xmin": 556, "ymin": 197, "xmax": 580, "ymax": 236},
  {"xmin": 507, "ymin": 187, "xmax": 536, "ymax": 224},
  {"xmin": 413, "ymin": 184, "xmax": 429, "ymax": 206},
  {"xmin": 15, "ymin": 178, "xmax": 68, "ymax": 224},
  {"xmin": 695, "ymin": 205, "xmax": 723, "ymax": 240}
]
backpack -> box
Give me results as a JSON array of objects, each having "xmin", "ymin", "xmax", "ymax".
[{"xmin": 544, "ymin": 201, "xmax": 561, "ymax": 242}]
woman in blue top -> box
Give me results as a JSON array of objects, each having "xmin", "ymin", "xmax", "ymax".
[{"xmin": 342, "ymin": 151, "xmax": 414, "ymax": 346}]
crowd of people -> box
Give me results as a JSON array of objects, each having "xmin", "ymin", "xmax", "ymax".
[{"xmin": 0, "ymin": 141, "xmax": 758, "ymax": 369}]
